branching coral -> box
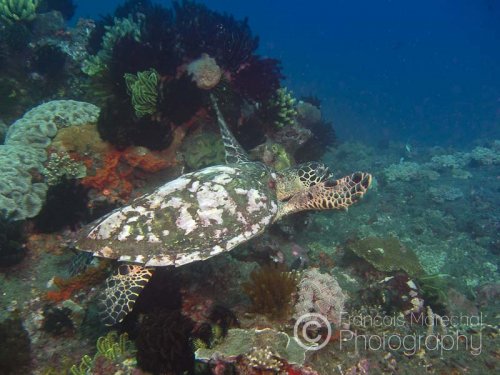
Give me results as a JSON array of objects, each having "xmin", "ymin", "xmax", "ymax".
[
  {"xmin": 42, "ymin": 152, "xmax": 86, "ymax": 186},
  {"xmin": 124, "ymin": 68, "xmax": 159, "ymax": 117},
  {"xmin": 242, "ymin": 264, "xmax": 299, "ymax": 320},
  {"xmin": 0, "ymin": 0, "xmax": 39, "ymax": 24},
  {"xmin": 270, "ymin": 88, "xmax": 298, "ymax": 128}
]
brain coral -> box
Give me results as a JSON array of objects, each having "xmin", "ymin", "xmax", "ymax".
[{"xmin": 0, "ymin": 100, "xmax": 100, "ymax": 220}]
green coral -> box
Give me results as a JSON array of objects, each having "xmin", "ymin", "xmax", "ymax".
[
  {"xmin": 82, "ymin": 15, "xmax": 142, "ymax": 76},
  {"xmin": 346, "ymin": 236, "xmax": 424, "ymax": 277},
  {"xmin": 124, "ymin": 68, "xmax": 159, "ymax": 117},
  {"xmin": 70, "ymin": 331, "xmax": 136, "ymax": 375},
  {"xmin": 270, "ymin": 88, "xmax": 297, "ymax": 128},
  {"xmin": 0, "ymin": 0, "xmax": 38, "ymax": 24},
  {"xmin": 42, "ymin": 152, "xmax": 86, "ymax": 186}
]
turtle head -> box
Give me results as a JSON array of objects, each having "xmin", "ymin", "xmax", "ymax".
[
  {"xmin": 274, "ymin": 164, "xmax": 372, "ymax": 220},
  {"xmin": 274, "ymin": 162, "xmax": 332, "ymax": 201}
]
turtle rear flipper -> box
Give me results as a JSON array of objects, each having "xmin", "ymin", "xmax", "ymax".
[
  {"xmin": 100, "ymin": 264, "xmax": 153, "ymax": 325},
  {"xmin": 277, "ymin": 172, "xmax": 372, "ymax": 218}
]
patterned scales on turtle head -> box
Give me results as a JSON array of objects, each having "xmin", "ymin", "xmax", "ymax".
[{"xmin": 76, "ymin": 95, "xmax": 373, "ymax": 325}]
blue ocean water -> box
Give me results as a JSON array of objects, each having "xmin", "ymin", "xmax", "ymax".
[{"xmin": 76, "ymin": 0, "xmax": 500, "ymax": 146}]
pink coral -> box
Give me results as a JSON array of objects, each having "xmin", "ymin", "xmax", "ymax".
[{"xmin": 293, "ymin": 268, "xmax": 347, "ymax": 325}]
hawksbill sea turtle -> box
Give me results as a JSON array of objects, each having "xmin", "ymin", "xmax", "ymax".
[{"xmin": 75, "ymin": 96, "xmax": 372, "ymax": 325}]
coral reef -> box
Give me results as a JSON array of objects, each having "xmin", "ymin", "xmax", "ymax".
[
  {"xmin": 0, "ymin": 0, "xmax": 39, "ymax": 24},
  {"xmin": 38, "ymin": 0, "xmax": 76, "ymax": 21},
  {"xmin": 294, "ymin": 268, "xmax": 347, "ymax": 326},
  {"xmin": 269, "ymin": 87, "xmax": 298, "ymax": 128},
  {"xmin": 0, "ymin": 100, "xmax": 99, "ymax": 220},
  {"xmin": 173, "ymin": 0, "xmax": 258, "ymax": 72},
  {"xmin": 33, "ymin": 180, "xmax": 89, "ymax": 232},
  {"xmin": 135, "ymin": 309, "xmax": 195, "ymax": 374},
  {"xmin": 232, "ymin": 56, "xmax": 284, "ymax": 102},
  {"xmin": 0, "ymin": 217, "xmax": 26, "ymax": 266},
  {"xmin": 0, "ymin": 316, "xmax": 31, "ymax": 374},
  {"xmin": 82, "ymin": 15, "xmax": 142, "ymax": 76},
  {"xmin": 180, "ymin": 129, "xmax": 225, "ymax": 171},
  {"xmin": 242, "ymin": 264, "xmax": 299, "ymax": 320},
  {"xmin": 32, "ymin": 44, "xmax": 67, "ymax": 80},
  {"xmin": 46, "ymin": 260, "xmax": 110, "ymax": 303},
  {"xmin": 42, "ymin": 152, "xmax": 86, "ymax": 186},
  {"xmin": 187, "ymin": 53, "xmax": 222, "ymax": 90},
  {"xmin": 345, "ymin": 236, "xmax": 424, "ymax": 277},
  {"xmin": 195, "ymin": 327, "xmax": 309, "ymax": 367},
  {"xmin": 70, "ymin": 331, "xmax": 138, "ymax": 375}
]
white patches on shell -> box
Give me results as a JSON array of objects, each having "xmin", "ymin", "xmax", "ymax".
[
  {"xmin": 162, "ymin": 230, "xmax": 170, "ymax": 237},
  {"xmin": 211, "ymin": 173, "xmax": 233, "ymax": 185},
  {"xmin": 148, "ymin": 177, "xmax": 191, "ymax": 209},
  {"xmin": 147, "ymin": 233, "xmax": 161, "ymax": 243},
  {"xmin": 145, "ymin": 255, "xmax": 175, "ymax": 267},
  {"xmin": 94, "ymin": 246, "xmax": 117, "ymax": 258},
  {"xmin": 117, "ymin": 225, "xmax": 132, "ymax": 241},
  {"xmin": 118, "ymin": 255, "xmax": 133, "ymax": 262},
  {"xmin": 210, "ymin": 245, "xmax": 224, "ymax": 255},
  {"xmin": 188, "ymin": 180, "xmax": 200, "ymax": 193},
  {"xmin": 175, "ymin": 251, "xmax": 202, "ymax": 266},
  {"xmin": 195, "ymin": 182, "xmax": 237, "ymax": 226},
  {"xmin": 162, "ymin": 196, "xmax": 183, "ymax": 209},
  {"xmin": 225, "ymin": 234, "xmax": 247, "ymax": 250},
  {"xmin": 176, "ymin": 205, "xmax": 197, "ymax": 234},
  {"xmin": 88, "ymin": 211, "xmax": 126, "ymax": 240},
  {"xmin": 134, "ymin": 255, "xmax": 146, "ymax": 264},
  {"xmin": 246, "ymin": 188, "xmax": 267, "ymax": 213},
  {"xmin": 235, "ymin": 188, "xmax": 248, "ymax": 195}
]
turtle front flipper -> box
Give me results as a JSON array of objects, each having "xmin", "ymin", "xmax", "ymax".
[
  {"xmin": 210, "ymin": 94, "xmax": 252, "ymax": 164},
  {"xmin": 100, "ymin": 264, "xmax": 153, "ymax": 325},
  {"xmin": 276, "ymin": 172, "xmax": 372, "ymax": 219}
]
